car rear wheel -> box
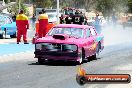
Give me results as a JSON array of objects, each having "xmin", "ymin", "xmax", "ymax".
[
  {"xmin": 91, "ymin": 54, "xmax": 96, "ymax": 60},
  {"xmin": 0, "ymin": 34, "xmax": 3, "ymax": 39},
  {"xmin": 96, "ymin": 42, "xmax": 101, "ymax": 55}
]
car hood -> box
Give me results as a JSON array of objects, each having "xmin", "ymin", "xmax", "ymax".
[
  {"xmin": 0, "ymin": 22, "xmax": 16, "ymax": 29},
  {"xmin": 36, "ymin": 35, "xmax": 87, "ymax": 47}
]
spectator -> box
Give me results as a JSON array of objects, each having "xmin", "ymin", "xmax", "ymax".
[
  {"xmin": 31, "ymin": 14, "xmax": 36, "ymax": 28},
  {"xmin": 12, "ymin": 13, "xmax": 16, "ymax": 22},
  {"xmin": 71, "ymin": 10, "xmax": 84, "ymax": 25},
  {"xmin": 59, "ymin": 14, "xmax": 65, "ymax": 24},
  {"xmin": 112, "ymin": 13, "xmax": 117, "ymax": 26},
  {"xmin": 65, "ymin": 16, "xmax": 72, "ymax": 24},
  {"xmin": 94, "ymin": 14, "xmax": 101, "ymax": 34}
]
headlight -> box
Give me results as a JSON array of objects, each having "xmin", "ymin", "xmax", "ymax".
[
  {"xmin": 36, "ymin": 43, "xmax": 78, "ymax": 52},
  {"xmin": 36, "ymin": 44, "xmax": 42, "ymax": 50},
  {"xmin": 41, "ymin": 43, "xmax": 54, "ymax": 50},
  {"xmin": 63, "ymin": 44, "xmax": 77, "ymax": 52}
]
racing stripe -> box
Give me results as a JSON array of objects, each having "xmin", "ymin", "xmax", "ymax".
[
  {"xmin": 16, "ymin": 14, "xmax": 29, "ymax": 30},
  {"xmin": 38, "ymin": 14, "xmax": 48, "ymax": 20},
  {"xmin": 16, "ymin": 14, "xmax": 28, "ymax": 20}
]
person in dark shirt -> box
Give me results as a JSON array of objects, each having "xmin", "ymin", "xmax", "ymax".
[
  {"xmin": 12, "ymin": 13, "xmax": 16, "ymax": 22},
  {"xmin": 71, "ymin": 11, "xmax": 84, "ymax": 25},
  {"xmin": 31, "ymin": 14, "xmax": 36, "ymax": 28},
  {"xmin": 65, "ymin": 16, "xmax": 72, "ymax": 24},
  {"xmin": 59, "ymin": 14, "xmax": 65, "ymax": 24}
]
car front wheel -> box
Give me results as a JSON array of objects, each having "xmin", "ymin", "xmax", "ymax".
[
  {"xmin": 10, "ymin": 32, "xmax": 16, "ymax": 38},
  {"xmin": 38, "ymin": 58, "xmax": 45, "ymax": 64},
  {"xmin": 77, "ymin": 49, "xmax": 85, "ymax": 65},
  {"xmin": 90, "ymin": 42, "xmax": 101, "ymax": 60}
]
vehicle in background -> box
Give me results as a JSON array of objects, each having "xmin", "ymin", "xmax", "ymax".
[
  {"xmin": 35, "ymin": 8, "xmax": 62, "ymax": 24},
  {"xmin": 87, "ymin": 17, "xmax": 95, "ymax": 26},
  {"xmin": 47, "ymin": 12, "xmax": 61, "ymax": 24},
  {"xmin": 35, "ymin": 8, "xmax": 61, "ymax": 19},
  {"xmin": 47, "ymin": 13, "xmax": 57, "ymax": 23},
  {"xmin": 36, "ymin": 8, "xmax": 56, "ymax": 18},
  {"xmin": 87, "ymin": 16, "xmax": 106, "ymax": 27},
  {"xmin": 34, "ymin": 24, "xmax": 104, "ymax": 64},
  {"xmin": 0, "ymin": 14, "xmax": 17, "ymax": 39}
]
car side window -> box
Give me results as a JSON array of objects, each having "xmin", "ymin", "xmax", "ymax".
[
  {"xmin": 5, "ymin": 17, "xmax": 12, "ymax": 24},
  {"xmin": 90, "ymin": 28, "xmax": 96, "ymax": 36},
  {"xmin": 0, "ymin": 16, "xmax": 4, "ymax": 24},
  {"xmin": 86, "ymin": 28, "xmax": 90, "ymax": 38}
]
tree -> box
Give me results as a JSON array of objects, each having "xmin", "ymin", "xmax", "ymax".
[
  {"xmin": 128, "ymin": 0, "xmax": 132, "ymax": 13},
  {"xmin": 32, "ymin": 0, "xmax": 52, "ymax": 8},
  {"xmin": 8, "ymin": 0, "xmax": 29, "ymax": 16},
  {"xmin": 96, "ymin": 0, "xmax": 113, "ymax": 17}
]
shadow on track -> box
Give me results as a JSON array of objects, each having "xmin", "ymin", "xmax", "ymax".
[
  {"xmin": 28, "ymin": 57, "xmax": 101, "ymax": 66},
  {"xmin": 28, "ymin": 61, "xmax": 78, "ymax": 66}
]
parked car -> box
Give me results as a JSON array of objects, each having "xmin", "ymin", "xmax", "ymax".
[
  {"xmin": 34, "ymin": 24, "xmax": 104, "ymax": 64},
  {"xmin": 0, "ymin": 14, "xmax": 17, "ymax": 39},
  {"xmin": 47, "ymin": 12, "xmax": 59, "ymax": 23}
]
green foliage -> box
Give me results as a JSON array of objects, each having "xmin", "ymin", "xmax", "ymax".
[
  {"xmin": 33, "ymin": 0, "xmax": 52, "ymax": 8},
  {"xmin": 96, "ymin": 0, "xmax": 113, "ymax": 17},
  {"xmin": 60, "ymin": 2, "xmax": 70, "ymax": 8},
  {"xmin": 21, "ymin": 3, "xmax": 29, "ymax": 16},
  {"xmin": 128, "ymin": 0, "xmax": 132, "ymax": 13},
  {"xmin": 25, "ymin": 0, "xmax": 132, "ymax": 15},
  {"xmin": 8, "ymin": 3, "xmax": 29, "ymax": 16},
  {"xmin": 4, "ymin": 0, "xmax": 9, "ymax": 3}
]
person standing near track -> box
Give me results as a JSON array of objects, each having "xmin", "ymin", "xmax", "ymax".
[
  {"xmin": 16, "ymin": 9, "xmax": 29, "ymax": 44},
  {"xmin": 38, "ymin": 9, "xmax": 48, "ymax": 38},
  {"xmin": 121, "ymin": 13, "xmax": 128, "ymax": 29}
]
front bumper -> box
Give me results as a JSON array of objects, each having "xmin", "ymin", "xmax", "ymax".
[{"xmin": 34, "ymin": 51, "xmax": 80, "ymax": 61}]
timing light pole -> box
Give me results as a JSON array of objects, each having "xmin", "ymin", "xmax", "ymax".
[
  {"xmin": 19, "ymin": 0, "xmax": 21, "ymax": 12},
  {"xmin": 57, "ymin": 0, "xmax": 59, "ymax": 24},
  {"xmin": 2, "ymin": 0, "xmax": 5, "ymax": 6}
]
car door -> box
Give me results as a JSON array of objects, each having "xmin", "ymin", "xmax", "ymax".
[
  {"xmin": 89, "ymin": 27, "xmax": 98, "ymax": 55},
  {"xmin": 84, "ymin": 28, "xmax": 95, "ymax": 57},
  {"xmin": 5, "ymin": 17, "xmax": 13, "ymax": 33}
]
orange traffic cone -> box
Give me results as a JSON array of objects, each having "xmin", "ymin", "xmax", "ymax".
[{"xmin": 77, "ymin": 65, "xmax": 86, "ymax": 76}]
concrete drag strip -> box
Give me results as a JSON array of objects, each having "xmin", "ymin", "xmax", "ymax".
[
  {"xmin": 0, "ymin": 51, "xmax": 35, "ymax": 63},
  {"xmin": 0, "ymin": 44, "xmax": 35, "ymax": 63}
]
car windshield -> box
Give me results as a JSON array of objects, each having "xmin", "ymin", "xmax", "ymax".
[
  {"xmin": 0, "ymin": 15, "xmax": 11, "ymax": 26},
  {"xmin": 0, "ymin": 16, "xmax": 5, "ymax": 25},
  {"xmin": 48, "ymin": 27, "xmax": 84, "ymax": 38},
  {"xmin": 48, "ymin": 14, "xmax": 56, "ymax": 19}
]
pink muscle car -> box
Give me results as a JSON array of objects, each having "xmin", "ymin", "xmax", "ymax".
[{"xmin": 34, "ymin": 24, "xmax": 104, "ymax": 64}]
